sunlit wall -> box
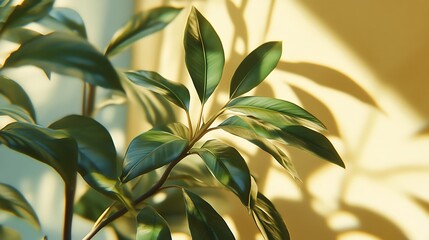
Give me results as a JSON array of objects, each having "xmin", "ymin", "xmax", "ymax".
[{"xmin": 132, "ymin": 0, "xmax": 429, "ymax": 239}]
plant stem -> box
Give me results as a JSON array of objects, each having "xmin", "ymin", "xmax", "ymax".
[
  {"xmin": 195, "ymin": 103, "xmax": 205, "ymax": 133},
  {"xmin": 63, "ymin": 183, "xmax": 76, "ymax": 240},
  {"xmin": 85, "ymin": 84, "xmax": 96, "ymax": 116},
  {"xmin": 186, "ymin": 110, "xmax": 193, "ymax": 139}
]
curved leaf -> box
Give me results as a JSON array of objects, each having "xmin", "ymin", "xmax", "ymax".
[
  {"xmin": 219, "ymin": 116, "xmax": 299, "ymax": 179},
  {"xmin": 1, "ymin": 27, "xmax": 41, "ymax": 44},
  {"xmin": 0, "ymin": 183, "xmax": 40, "ymax": 230},
  {"xmin": 0, "ymin": 225, "xmax": 20, "ymax": 240},
  {"xmin": 106, "ymin": 7, "xmax": 182, "ymax": 57},
  {"xmin": 279, "ymin": 125, "xmax": 345, "ymax": 168},
  {"xmin": 74, "ymin": 188, "xmax": 113, "ymax": 222},
  {"xmin": 230, "ymin": 41, "xmax": 282, "ymax": 99},
  {"xmin": 0, "ymin": 122, "xmax": 78, "ymax": 185},
  {"xmin": 121, "ymin": 129, "xmax": 188, "ymax": 183},
  {"xmin": 226, "ymin": 96, "xmax": 325, "ymax": 129},
  {"xmin": 252, "ymin": 192, "xmax": 290, "ymax": 240},
  {"xmin": 0, "ymin": 104, "xmax": 34, "ymax": 123},
  {"xmin": 154, "ymin": 122, "xmax": 190, "ymax": 140},
  {"xmin": 126, "ymin": 70, "xmax": 190, "ymax": 111},
  {"xmin": 0, "ymin": 0, "xmax": 54, "ymax": 32},
  {"xmin": 182, "ymin": 189, "xmax": 235, "ymax": 240},
  {"xmin": 49, "ymin": 115, "xmax": 118, "ymax": 191},
  {"xmin": 38, "ymin": 7, "xmax": 87, "ymax": 38},
  {"xmin": 0, "ymin": 76, "xmax": 36, "ymax": 120},
  {"xmin": 2, "ymin": 32, "xmax": 123, "ymax": 91},
  {"xmin": 190, "ymin": 140, "xmax": 252, "ymax": 207},
  {"xmin": 136, "ymin": 206, "xmax": 172, "ymax": 240},
  {"xmin": 184, "ymin": 7, "xmax": 225, "ymax": 104}
]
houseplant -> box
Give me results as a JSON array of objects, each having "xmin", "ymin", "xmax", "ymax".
[{"xmin": 0, "ymin": 0, "xmax": 344, "ymax": 239}]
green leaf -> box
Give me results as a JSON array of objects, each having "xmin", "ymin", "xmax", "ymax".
[
  {"xmin": 226, "ymin": 96, "xmax": 325, "ymax": 130},
  {"xmin": 74, "ymin": 187, "xmax": 113, "ymax": 222},
  {"xmin": 121, "ymin": 129, "xmax": 188, "ymax": 183},
  {"xmin": 154, "ymin": 122, "xmax": 190, "ymax": 140},
  {"xmin": 190, "ymin": 140, "xmax": 252, "ymax": 207},
  {"xmin": 1, "ymin": 27, "xmax": 41, "ymax": 44},
  {"xmin": 0, "ymin": 0, "xmax": 54, "ymax": 32},
  {"xmin": 252, "ymin": 192, "xmax": 290, "ymax": 240},
  {"xmin": 0, "ymin": 76, "xmax": 36, "ymax": 121},
  {"xmin": 38, "ymin": 7, "xmax": 87, "ymax": 38},
  {"xmin": 218, "ymin": 116, "xmax": 299, "ymax": 179},
  {"xmin": 126, "ymin": 71, "xmax": 190, "ymax": 111},
  {"xmin": 229, "ymin": 41, "xmax": 282, "ymax": 99},
  {"xmin": 0, "ymin": 122, "xmax": 78, "ymax": 186},
  {"xmin": 184, "ymin": 7, "xmax": 225, "ymax": 104},
  {"xmin": 0, "ymin": 104, "xmax": 34, "ymax": 123},
  {"xmin": 105, "ymin": 7, "xmax": 182, "ymax": 57},
  {"xmin": 182, "ymin": 189, "xmax": 235, "ymax": 240},
  {"xmin": 2, "ymin": 32, "xmax": 123, "ymax": 91},
  {"xmin": 0, "ymin": 225, "xmax": 21, "ymax": 240},
  {"xmin": 49, "ymin": 115, "xmax": 118, "ymax": 183},
  {"xmin": 136, "ymin": 206, "xmax": 172, "ymax": 240},
  {"xmin": 0, "ymin": 183, "xmax": 40, "ymax": 230},
  {"xmin": 279, "ymin": 125, "xmax": 345, "ymax": 168}
]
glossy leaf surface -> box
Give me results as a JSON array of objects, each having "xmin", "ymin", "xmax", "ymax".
[
  {"xmin": 0, "ymin": 226, "xmax": 20, "ymax": 240},
  {"xmin": 106, "ymin": 7, "xmax": 182, "ymax": 57},
  {"xmin": 184, "ymin": 7, "xmax": 225, "ymax": 104},
  {"xmin": 3, "ymin": 32, "xmax": 123, "ymax": 91},
  {"xmin": 121, "ymin": 129, "xmax": 188, "ymax": 183},
  {"xmin": 226, "ymin": 96, "xmax": 325, "ymax": 129},
  {"xmin": 191, "ymin": 140, "xmax": 251, "ymax": 206},
  {"xmin": 183, "ymin": 189, "xmax": 235, "ymax": 240},
  {"xmin": 136, "ymin": 206, "xmax": 172, "ymax": 240},
  {"xmin": 0, "ymin": 0, "xmax": 54, "ymax": 32},
  {"xmin": 0, "ymin": 104, "xmax": 34, "ymax": 123},
  {"xmin": 0, "ymin": 183, "xmax": 40, "ymax": 230},
  {"xmin": 279, "ymin": 125, "xmax": 345, "ymax": 168},
  {"xmin": 252, "ymin": 192, "xmax": 290, "ymax": 240},
  {"xmin": 154, "ymin": 122, "xmax": 190, "ymax": 140},
  {"xmin": 0, "ymin": 122, "xmax": 77, "ymax": 185},
  {"xmin": 0, "ymin": 76, "xmax": 36, "ymax": 120},
  {"xmin": 229, "ymin": 41, "xmax": 282, "ymax": 99},
  {"xmin": 38, "ymin": 7, "xmax": 87, "ymax": 38},
  {"xmin": 219, "ymin": 116, "xmax": 299, "ymax": 179},
  {"xmin": 126, "ymin": 70, "xmax": 190, "ymax": 111}
]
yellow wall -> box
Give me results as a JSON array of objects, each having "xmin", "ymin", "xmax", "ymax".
[{"xmin": 132, "ymin": 0, "xmax": 429, "ymax": 239}]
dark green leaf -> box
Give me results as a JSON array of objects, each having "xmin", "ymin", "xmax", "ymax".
[
  {"xmin": 190, "ymin": 140, "xmax": 252, "ymax": 207},
  {"xmin": 105, "ymin": 7, "xmax": 182, "ymax": 57},
  {"xmin": 0, "ymin": 76, "xmax": 36, "ymax": 120},
  {"xmin": 0, "ymin": 225, "xmax": 21, "ymax": 240},
  {"xmin": 218, "ymin": 116, "xmax": 299, "ymax": 179},
  {"xmin": 121, "ymin": 129, "xmax": 188, "ymax": 183},
  {"xmin": 252, "ymin": 192, "xmax": 290, "ymax": 240},
  {"xmin": 0, "ymin": 122, "xmax": 78, "ymax": 186},
  {"xmin": 49, "ymin": 115, "xmax": 117, "ymax": 181},
  {"xmin": 136, "ymin": 206, "xmax": 172, "ymax": 240},
  {"xmin": 126, "ymin": 71, "xmax": 190, "ymax": 111},
  {"xmin": 279, "ymin": 125, "xmax": 345, "ymax": 168},
  {"xmin": 74, "ymin": 187, "xmax": 113, "ymax": 222},
  {"xmin": 229, "ymin": 41, "xmax": 282, "ymax": 99},
  {"xmin": 226, "ymin": 96, "xmax": 325, "ymax": 129},
  {"xmin": 2, "ymin": 32, "xmax": 123, "ymax": 91},
  {"xmin": 38, "ymin": 7, "xmax": 87, "ymax": 38},
  {"xmin": 0, "ymin": 0, "xmax": 54, "ymax": 32},
  {"xmin": 0, "ymin": 104, "xmax": 34, "ymax": 123},
  {"xmin": 184, "ymin": 7, "xmax": 225, "ymax": 104},
  {"xmin": 182, "ymin": 189, "xmax": 235, "ymax": 240},
  {"xmin": 0, "ymin": 183, "xmax": 40, "ymax": 230}
]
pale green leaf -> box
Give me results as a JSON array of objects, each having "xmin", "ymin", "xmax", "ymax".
[
  {"xmin": 226, "ymin": 96, "xmax": 325, "ymax": 129},
  {"xmin": 154, "ymin": 122, "xmax": 190, "ymax": 140},
  {"xmin": 2, "ymin": 32, "xmax": 123, "ymax": 91},
  {"xmin": 126, "ymin": 70, "xmax": 190, "ymax": 111},
  {"xmin": 252, "ymin": 192, "xmax": 290, "ymax": 240},
  {"xmin": 184, "ymin": 7, "xmax": 225, "ymax": 104},
  {"xmin": 0, "ymin": 76, "xmax": 36, "ymax": 120},
  {"xmin": 38, "ymin": 7, "xmax": 87, "ymax": 38},
  {"xmin": 121, "ymin": 129, "xmax": 188, "ymax": 183},
  {"xmin": 0, "ymin": 183, "xmax": 40, "ymax": 230},
  {"xmin": 182, "ymin": 189, "xmax": 235, "ymax": 240},
  {"xmin": 0, "ymin": 104, "xmax": 34, "ymax": 123},
  {"xmin": 230, "ymin": 41, "xmax": 282, "ymax": 99},
  {"xmin": 279, "ymin": 125, "xmax": 345, "ymax": 168},
  {"xmin": 106, "ymin": 7, "xmax": 182, "ymax": 57},
  {"xmin": 190, "ymin": 140, "xmax": 252, "ymax": 206},
  {"xmin": 0, "ymin": 225, "xmax": 21, "ymax": 240},
  {"xmin": 136, "ymin": 206, "xmax": 172, "ymax": 240}
]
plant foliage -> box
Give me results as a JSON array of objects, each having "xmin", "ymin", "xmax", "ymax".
[{"xmin": 0, "ymin": 1, "xmax": 344, "ymax": 239}]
